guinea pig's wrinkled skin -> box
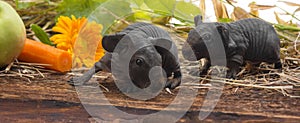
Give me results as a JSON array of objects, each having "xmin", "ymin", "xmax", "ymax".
[
  {"xmin": 183, "ymin": 15, "xmax": 282, "ymax": 78},
  {"xmin": 69, "ymin": 22, "xmax": 181, "ymax": 90}
]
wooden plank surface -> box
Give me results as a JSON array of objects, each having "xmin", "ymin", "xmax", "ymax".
[{"xmin": 0, "ymin": 73, "xmax": 299, "ymax": 122}]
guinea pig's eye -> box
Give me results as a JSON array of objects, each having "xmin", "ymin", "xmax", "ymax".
[
  {"xmin": 202, "ymin": 33, "xmax": 211, "ymax": 41},
  {"xmin": 136, "ymin": 58, "xmax": 144, "ymax": 66}
]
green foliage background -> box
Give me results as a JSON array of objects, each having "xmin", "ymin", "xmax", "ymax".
[{"xmin": 56, "ymin": 0, "xmax": 201, "ymax": 29}]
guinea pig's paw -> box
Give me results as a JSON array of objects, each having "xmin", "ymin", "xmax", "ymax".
[
  {"xmin": 226, "ymin": 70, "xmax": 237, "ymax": 79},
  {"xmin": 199, "ymin": 69, "xmax": 209, "ymax": 76},
  {"xmin": 165, "ymin": 78, "xmax": 181, "ymax": 89}
]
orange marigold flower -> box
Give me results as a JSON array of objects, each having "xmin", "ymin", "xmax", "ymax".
[{"xmin": 50, "ymin": 15, "xmax": 105, "ymax": 68}]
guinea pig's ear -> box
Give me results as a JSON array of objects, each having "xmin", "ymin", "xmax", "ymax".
[
  {"xmin": 102, "ymin": 33, "xmax": 126, "ymax": 52},
  {"xmin": 216, "ymin": 25, "xmax": 237, "ymax": 49},
  {"xmin": 151, "ymin": 38, "xmax": 172, "ymax": 51},
  {"xmin": 194, "ymin": 15, "xmax": 203, "ymax": 26}
]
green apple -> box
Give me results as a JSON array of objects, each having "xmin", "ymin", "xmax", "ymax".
[{"xmin": 0, "ymin": 1, "xmax": 26, "ymax": 68}]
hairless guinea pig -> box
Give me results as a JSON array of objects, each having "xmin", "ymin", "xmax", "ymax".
[
  {"xmin": 182, "ymin": 15, "xmax": 282, "ymax": 78},
  {"xmin": 69, "ymin": 22, "xmax": 181, "ymax": 90}
]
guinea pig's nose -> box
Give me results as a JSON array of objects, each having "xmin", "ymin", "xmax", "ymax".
[{"xmin": 182, "ymin": 42, "xmax": 198, "ymax": 61}]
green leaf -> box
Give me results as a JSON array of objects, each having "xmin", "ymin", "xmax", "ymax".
[
  {"xmin": 218, "ymin": 18, "xmax": 233, "ymax": 23},
  {"xmin": 15, "ymin": 0, "xmax": 36, "ymax": 10},
  {"xmin": 93, "ymin": 0, "xmax": 109, "ymax": 2},
  {"xmin": 15, "ymin": 0, "xmax": 50, "ymax": 10},
  {"xmin": 30, "ymin": 24, "xmax": 54, "ymax": 46},
  {"xmin": 133, "ymin": 11, "xmax": 152, "ymax": 21},
  {"xmin": 275, "ymin": 24, "xmax": 300, "ymax": 31},
  {"xmin": 143, "ymin": 0, "xmax": 201, "ymax": 23},
  {"xmin": 88, "ymin": 0, "xmax": 132, "ymax": 34},
  {"xmin": 131, "ymin": 0, "xmax": 144, "ymax": 7},
  {"xmin": 56, "ymin": 0, "xmax": 107, "ymax": 17},
  {"xmin": 174, "ymin": 1, "xmax": 201, "ymax": 23},
  {"xmin": 144, "ymin": 0, "xmax": 176, "ymax": 16}
]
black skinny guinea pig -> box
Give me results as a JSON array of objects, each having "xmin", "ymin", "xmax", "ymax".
[
  {"xmin": 183, "ymin": 15, "xmax": 282, "ymax": 78},
  {"xmin": 69, "ymin": 22, "xmax": 181, "ymax": 90}
]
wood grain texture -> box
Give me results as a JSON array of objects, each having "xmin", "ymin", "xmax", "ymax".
[{"xmin": 0, "ymin": 73, "xmax": 299, "ymax": 122}]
